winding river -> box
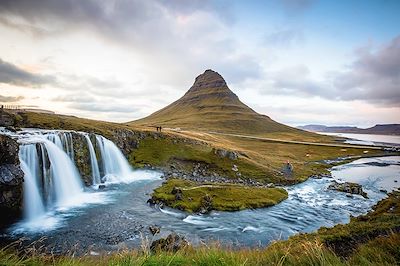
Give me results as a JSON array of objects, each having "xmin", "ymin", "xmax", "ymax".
[{"xmin": 1, "ymin": 130, "xmax": 399, "ymax": 254}]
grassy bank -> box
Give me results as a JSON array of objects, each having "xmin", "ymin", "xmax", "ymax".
[
  {"xmin": 5, "ymin": 110, "xmax": 394, "ymax": 185},
  {"xmin": 1, "ymin": 191, "xmax": 399, "ymax": 265},
  {"xmin": 151, "ymin": 178, "xmax": 288, "ymax": 212}
]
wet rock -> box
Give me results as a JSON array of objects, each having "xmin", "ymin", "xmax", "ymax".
[
  {"xmin": 328, "ymin": 181, "xmax": 368, "ymax": 198},
  {"xmin": 71, "ymin": 133, "xmax": 92, "ymax": 186},
  {"xmin": 199, "ymin": 194, "xmax": 213, "ymax": 214},
  {"xmin": 149, "ymin": 225, "xmax": 160, "ymax": 235},
  {"xmin": 0, "ymin": 135, "xmax": 24, "ymax": 227},
  {"xmin": 5, "ymin": 126, "xmax": 16, "ymax": 132},
  {"xmin": 150, "ymin": 233, "xmax": 188, "ymax": 252},
  {"xmin": 147, "ymin": 198, "xmax": 156, "ymax": 205},
  {"xmin": 98, "ymin": 184, "xmax": 106, "ymax": 190}
]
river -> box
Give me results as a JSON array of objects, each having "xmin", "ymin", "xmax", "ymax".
[{"xmin": 1, "ymin": 130, "xmax": 399, "ymax": 254}]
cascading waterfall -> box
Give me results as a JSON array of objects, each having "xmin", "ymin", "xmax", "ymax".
[
  {"xmin": 96, "ymin": 135, "xmax": 133, "ymax": 182},
  {"xmin": 46, "ymin": 132, "xmax": 74, "ymax": 160},
  {"xmin": 19, "ymin": 148, "xmax": 45, "ymax": 221},
  {"xmin": 42, "ymin": 139, "xmax": 83, "ymax": 205},
  {"xmin": 14, "ymin": 129, "xmax": 143, "ymax": 224},
  {"xmin": 84, "ymin": 134, "xmax": 101, "ymax": 185}
]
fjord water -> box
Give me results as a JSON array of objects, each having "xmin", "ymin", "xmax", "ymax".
[
  {"xmin": 319, "ymin": 132, "xmax": 400, "ymax": 146},
  {"xmin": 3, "ymin": 129, "xmax": 399, "ymax": 253}
]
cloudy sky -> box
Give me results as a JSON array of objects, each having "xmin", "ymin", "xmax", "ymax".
[{"xmin": 0, "ymin": 0, "xmax": 399, "ymax": 127}]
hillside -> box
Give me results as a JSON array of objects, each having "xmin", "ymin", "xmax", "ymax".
[
  {"xmin": 299, "ymin": 124, "xmax": 400, "ymax": 135},
  {"xmin": 131, "ymin": 70, "xmax": 322, "ymax": 140}
]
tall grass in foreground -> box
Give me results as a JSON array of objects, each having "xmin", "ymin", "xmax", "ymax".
[{"xmin": 1, "ymin": 233, "xmax": 399, "ymax": 266}]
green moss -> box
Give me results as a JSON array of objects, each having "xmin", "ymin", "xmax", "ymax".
[{"xmin": 151, "ymin": 178, "xmax": 288, "ymax": 213}]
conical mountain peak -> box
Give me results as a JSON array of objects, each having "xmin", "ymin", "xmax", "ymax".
[
  {"xmin": 182, "ymin": 69, "xmax": 239, "ymax": 104},
  {"xmin": 190, "ymin": 69, "xmax": 227, "ymax": 90},
  {"xmin": 131, "ymin": 69, "xmax": 300, "ymax": 135}
]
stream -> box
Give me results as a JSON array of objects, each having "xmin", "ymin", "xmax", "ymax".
[{"xmin": 0, "ymin": 129, "xmax": 399, "ymax": 254}]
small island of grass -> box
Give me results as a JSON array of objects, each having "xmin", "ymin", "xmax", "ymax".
[{"xmin": 151, "ymin": 178, "xmax": 288, "ymax": 213}]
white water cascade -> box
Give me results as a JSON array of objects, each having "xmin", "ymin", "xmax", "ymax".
[
  {"xmin": 12, "ymin": 130, "xmax": 149, "ymax": 224},
  {"xmin": 96, "ymin": 135, "xmax": 133, "ymax": 182},
  {"xmin": 84, "ymin": 134, "xmax": 101, "ymax": 185},
  {"xmin": 19, "ymin": 156, "xmax": 46, "ymax": 221},
  {"xmin": 42, "ymin": 139, "xmax": 83, "ymax": 205}
]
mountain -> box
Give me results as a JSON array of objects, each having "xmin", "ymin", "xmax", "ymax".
[
  {"xmin": 299, "ymin": 124, "xmax": 400, "ymax": 135},
  {"xmin": 131, "ymin": 69, "xmax": 311, "ymax": 136}
]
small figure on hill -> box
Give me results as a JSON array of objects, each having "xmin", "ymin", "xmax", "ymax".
[{"xmin": 283, "ymin": 160, "xmax": 293, "ymax": 178}]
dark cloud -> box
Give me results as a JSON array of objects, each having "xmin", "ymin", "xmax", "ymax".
[
  {"xmin": 0, "ymin": 94, "xmax": 24, "ymax": 102},
  {"xmin": 0, "ymin": 58, "xmax": 54, "ymax": 87},
  {"xmin": 0, "ymin": 0, "xmax": 259, "ymax": 85},
  {"xmin": 333, "ymin": 36, "xmax": 400, "ymax": 106},
  {"xmin": 261, "ymin": 36, "xmax": 400, "ymax": 107}
]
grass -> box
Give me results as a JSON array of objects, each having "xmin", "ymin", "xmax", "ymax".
[
  {"xmin": 151, "ymin": 178, "xmax": 288, "ymax": 212},
  {"xmin": 129, "ymin": 132, "xmax": 389, "ymax": 184},
  {"xmin": 10, "ymin": 111, "xmax": 137, "ymax": 139},
  {"xmin": 9, "ymin": 110, "xmax": 394, "ymax": 186}
]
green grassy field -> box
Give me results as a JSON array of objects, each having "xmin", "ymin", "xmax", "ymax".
[{"xmin": 6, "ymin": 110, "xmax": 394, "ymax": 186}]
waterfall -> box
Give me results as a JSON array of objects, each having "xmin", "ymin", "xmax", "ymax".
[
  {"xmin": 84, "ymin": 134, "xmax": 101, "ymax": 185},
  {"xmin": 19, "ymin": 147, "xmax": 45, "ymax": 221},
  {"xmin": 42, "ymin": 139, "xmax": 83, "ymax": 205},
  {"xmin": 96, "ymin": 135, "xmax": 132, "ymax": 182},
  {"xmin": 18, "ymin": 139, "xmax": 84, "ymax": 221},
  {"xmin": 11, "ymin": 129, "xmax": 154, "ymax": 226},
  {"xmin": 46, "ymin": 132, "xmax": 74, "ymax": 160}
]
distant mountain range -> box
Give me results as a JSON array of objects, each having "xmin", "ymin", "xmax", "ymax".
[{"xmin": 298, "ymin": 124, "xmax": 400, "ymax": 135}]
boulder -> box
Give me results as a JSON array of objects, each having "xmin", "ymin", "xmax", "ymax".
[
  {"xmin": 199, "ymin": 194, "xmax": 213, "ymax": 214},
  {"xmin": 150, "ymin": 233, "xmax": 188, "ymax": 252},
  {"xmin": 328, "ymin": 181, "xmax": 368, "ymax": 198},
  {"xmin": 149, "ymin": 225, "xmax": 161, "ymax": 235},
  {"xmin": 0, "ymin": 135, "xmax": 24, "ymax": 228},
  {"xmin": 213, "ymin": 148, "xmax": 238, "ymax": 160}
]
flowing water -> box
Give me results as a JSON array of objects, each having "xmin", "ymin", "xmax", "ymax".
[{"xmin": 0, "ymin": 129, "xmax": 399, "ymax": 254}]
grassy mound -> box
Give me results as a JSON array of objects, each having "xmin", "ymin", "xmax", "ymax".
[{"xmin": 151, "ymin": 178, "xmax": 288, "ymax": 212}]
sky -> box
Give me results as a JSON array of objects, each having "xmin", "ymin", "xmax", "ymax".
[{"xmin": 0, "ymin": 0, "xmax": 399, "ymax": 127}]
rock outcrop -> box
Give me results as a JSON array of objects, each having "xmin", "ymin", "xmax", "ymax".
[
  {"xmin": 71, "ymin": 133, "xmax": 92, "ymax": 186},
  {"xmin": 150, "ymin": 233, "xmax": 188, "ymax": 252},
  {"xmin": 213, "ymin": 148, "xmax": 238, "ymax": 160},
  {"xmin": 328, "ymin": 181, "xmax": 368, "ymax": 198},
  {"xmin": 0, "ymin": 135, "xmax": 24, "ymax": 228}
]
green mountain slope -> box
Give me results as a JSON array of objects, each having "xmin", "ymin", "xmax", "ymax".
[{"xmin": 130, "ymin": 70, "xmax": 316, "ymax": 138}]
